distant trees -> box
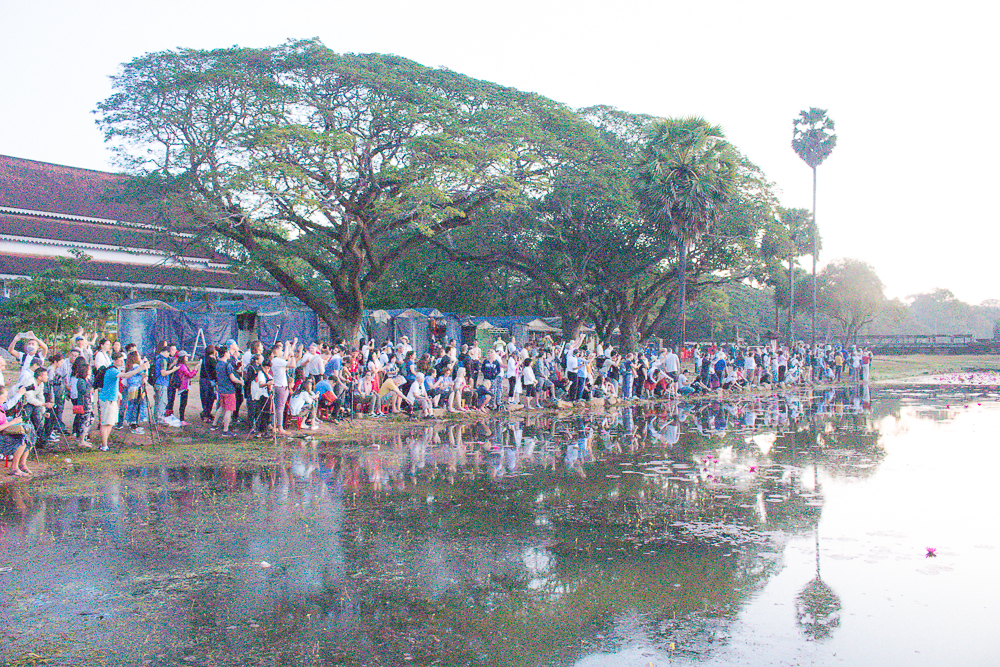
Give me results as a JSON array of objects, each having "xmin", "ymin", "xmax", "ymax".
[{"xmin": 817, "ymin": 259, "xmax": 886, "ymax": 344}]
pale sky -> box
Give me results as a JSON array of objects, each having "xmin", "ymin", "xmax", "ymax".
[{"xmin": 3, "ymin": 0, "xmax": 997, "ymax": 303}]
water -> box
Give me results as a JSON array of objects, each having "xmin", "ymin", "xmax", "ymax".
[{"xmin": 2, "ymin": 386, "xmax": 999, "ymax": 666}]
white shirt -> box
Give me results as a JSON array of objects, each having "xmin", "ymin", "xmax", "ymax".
[
  {"xmin": 522, "ymin": 366, "xmax": 536, "ymax": 386},
  {"xmin": 305, "ymin": 354, "xmax": 326, "ymax": 376},
  {"xmin": 271, "ymin": 357, "xmax": 289, "ymax": 388},
  {"xmin": 94, "ymin": 350, "xmax": 112, "ymax": 370},
  {"xmin": 663, "ymin": 352, "xmax": 679, "ymax": 373}
]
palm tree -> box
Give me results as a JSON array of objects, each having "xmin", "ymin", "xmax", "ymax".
[
  {"xmin": 792, "ymin": 108, "xmax": 836, "ymax": 348},
  {"xmin": 634, "ymin": 118, "xmax": 738, "ymax": 346},
  {"xmin": 779, "ymin": 207, "xmax": 813, "ymax": 344}
]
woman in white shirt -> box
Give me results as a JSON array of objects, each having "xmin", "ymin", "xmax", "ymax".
[
  {"xmin": 270, "ymin": 342, "xmax": 294, "ymax": 434},
  {"xmin": 288, "ymin": 378, "xmax": 318, "ymax": 430}
]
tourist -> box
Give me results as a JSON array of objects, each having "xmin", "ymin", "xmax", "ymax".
[
  {"xmin": 173, "ymin": 352, "xmax": 199, "ymax": 424},
  {"xmin": 211, "ymin": 342, "xmax": 244, "ymax": 437},
  {"xmin": 7, "ymin": 331, "xmax": 47, "ymax": 391},
  {"xmin": 98, "ymin": 352, "xmax": 148, "ymax": 451},
  {"xmin": 0, "ymin": 385, "xmax": 31, "ymax": 477},
  {"xmin": 69, "ymin": 361, "xmax": 93, "ymax": 449},
  {"xmin": 152, "ymin": 342, "xmax": 179, "ymax": 423},
  {"xmin": 270, "ymin": 341, "xmax": 295, "ymax": 434},
  {"xmin": 199, "ymin": 345, "xmax": 218, "ymax": 423},
  {"xmin": 123, "ymin": 350, "xmax": 148, "ymax": 435},
  {"xmin": 288, "ymin": 378, "xmax": 318, "ymax": 430},
  {"xmin": 249, "ymin": 356, "xmax": 273, "ymax": 436},
  {"xmin": 407, "ymin": 372, "xmax": 434, "ymax": 418}
]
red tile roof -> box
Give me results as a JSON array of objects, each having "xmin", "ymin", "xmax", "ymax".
[
  {"xmin": 0, "ymin": 212, "xmax": 219, "ymax": 260},
  {"xmin": 0, "ymin": 254, "xmax": 276, "ymax": 293},
  {"xmin": 0, "ymin": 155, "xmax": 154, "ymax": 225}
]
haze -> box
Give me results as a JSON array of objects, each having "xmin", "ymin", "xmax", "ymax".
[{"xmin": 2, "ymin": 0, "xmax": 996, "ymax": 304}]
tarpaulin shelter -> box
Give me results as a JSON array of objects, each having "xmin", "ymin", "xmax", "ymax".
[
  {"xmin": 387, "ymin": 309, "xmax": 431, "ymax": 357},
  {"xmin": 461, "ymin": 319, "xmax": 508, "ymax": 354},
  {"xmin": 118, "ymin": 300, "xmax": 176, "ymax": 356},
  {"xmin": 117, "ymin": 297, "xmax": 317, "ymax": 357},
  {"xmin": 361, "ymin": 310, "xmax": 393, "ymax": 348},
  {"xmin": 401, "ymin": 308, "xmax": 461, "ymax": 346},
  {"xmin": 469, "ymin": 316, "xmax": 535, "ymax": 347}
]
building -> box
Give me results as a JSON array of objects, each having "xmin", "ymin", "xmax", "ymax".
[{"xmin": 0, "ymin": 154, "xmax": 278, "ymax": 301}]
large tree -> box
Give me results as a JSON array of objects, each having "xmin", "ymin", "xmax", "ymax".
[
  {"xmin": 792, "ymin": 107, "xmax": 837, "ymax": 347},
  {"xmin": 97, "ymin": 40, "xmax": 600, "ymax": 343},
  {"xmin": 633, "ymin": 118, "xmax": 739, "ymax": 346},
  {"xmin": 817, "ymin": 259, "xmax": 886, "ymax": 344}
]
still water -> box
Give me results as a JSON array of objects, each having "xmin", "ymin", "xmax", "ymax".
[{"xmin": 2, "ymin": 386, "xmax": 999, "ymax": 666}]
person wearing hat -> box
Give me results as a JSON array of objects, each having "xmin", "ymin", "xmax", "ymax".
[
  {"xmin": 400, "ymin": 336, "xmax": 413, "ymax": 356},
  {"xmin": 8, "ymin": 331, "xmax": 48, "ymax": 391}
]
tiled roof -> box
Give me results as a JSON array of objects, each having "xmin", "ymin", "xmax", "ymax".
[
  {"xmin": 0, "ymin": 254, "xmax": 276, "ymax": 293},
  {"xmin": 0, "ymin": 211, "xmax": 219, "ymax": 261},
  {"xmin": 0, "ymin": 155, "xmax": 154, "ymax": 225}
]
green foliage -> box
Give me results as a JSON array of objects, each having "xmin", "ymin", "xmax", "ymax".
[
  {"xmin": 0, "ymin": 251, "xmax": 114, "ymax": 342},
  {"xmin": 817, "ymin": 259, "xmax": 886, "ymax": 343},
  {"xmin": 96, "ymin": 40, "xmax": 603, "ymax": 340},
  {"xmin": 632, "ymin": 117, "xmax": 740, "ymax": 344},
  {"xmin": 792, "ymin": 108, "xmax": 837, "ymax": 169}
]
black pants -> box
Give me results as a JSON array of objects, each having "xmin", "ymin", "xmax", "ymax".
[
  {"xmin": 177, "ymin": 389, "xmax": 190, "ymax": 422},
  {"xmin": 249, "ymin": 396, "xmax": 270, "ymax": 431},
  {"xmin": 200, "ymin": 380, "xmax": 215, "ymax": 419}
]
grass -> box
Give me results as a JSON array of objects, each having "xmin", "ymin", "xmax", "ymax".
[{"xmin": 870, "ymin": 354, "xmax": 1000, "ymax": 382}]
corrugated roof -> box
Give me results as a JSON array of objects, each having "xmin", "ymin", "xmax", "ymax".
[
  {"xmin": 0, "ymin": 254, "xmax": 276, "ymax": 293},
  {"xmin": 0, "ymin": 211, "xmax": 220, "ymax": 261},
  {"xmin": 0, "ymin": 155, "xmax": 156, "ymax": 225}
]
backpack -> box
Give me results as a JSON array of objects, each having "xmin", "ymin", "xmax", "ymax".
[
  {"xmin": 148, "ymin": 357, "xmax": 161, "ymax": 386},
  {"xmin": 169, "ymin": 364, "xmax": 182, "ymax": 389},
  {"xmin": 93, "ymin": 366, "xmax": 108, "ymax": 391}
]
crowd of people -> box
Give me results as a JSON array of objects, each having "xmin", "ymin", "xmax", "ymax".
[{"xmin": 1, "ymin": 323, "xmax": 875, "ymax": 472}]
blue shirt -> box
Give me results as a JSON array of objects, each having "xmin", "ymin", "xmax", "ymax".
[
  {"xmin": 315, "ymin": 380, "xmax": 333, "ymax": 396},
  {"xmin": 154, "ymin": 355, "xmax": 171, "ymax": 387},
  {"xmin": 216, "ymin": 359, "xmax": 235, "ymax": 394},
  {"xmin": 99, "ymin": 366, "xmax": 121, "ymax": 402},
  {"xmin": 324, "ymin": 356, "xmax": 342, "ymax": 377}
]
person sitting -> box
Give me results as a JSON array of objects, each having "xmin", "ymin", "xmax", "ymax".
[
  {"xmin": 407, "ymin": 372, "xmax": 434, "ymax": 418},
  {"xmin": 0, "ymin": 385, "xmax": 31, "ymax": 477},
  {"xmin": 288, "ymin": 378, "xmax": 318, "ymax": 430}
]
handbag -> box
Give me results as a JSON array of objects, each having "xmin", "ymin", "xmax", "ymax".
[{"xmin": 72, "ymin": 404, "xmax": 85, "ymax": 415}]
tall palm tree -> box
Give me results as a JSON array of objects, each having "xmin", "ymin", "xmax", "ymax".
[
  {"xmin": 634, "ymin": 118, "xmax": 738, "ymax": 346},
  {"xmin": 792, "ymin": 108, "xmax": 836, "ymax": 348},
  {"xmin": 779, "ymin": 207, "xmax": 813, "ymax": 344}
]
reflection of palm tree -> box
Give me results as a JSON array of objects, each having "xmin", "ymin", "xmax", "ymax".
[{"xmin": 795, "ymin": 469, "xmax": 841, "ymax": 641}]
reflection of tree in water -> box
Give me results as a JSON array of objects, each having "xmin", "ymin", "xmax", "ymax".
[{"xmin": 1, "ymin": 394, "xmax": 890, "ymax": 666}]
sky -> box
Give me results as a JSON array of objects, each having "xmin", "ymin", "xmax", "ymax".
[{"xmin": 2, "ymin": 0, "xmax": 997, "ymax": 304}]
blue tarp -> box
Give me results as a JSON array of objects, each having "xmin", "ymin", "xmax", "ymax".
[
  {"xmin": 155, "ymin": 310, "xmax": 237, "ymax": 355},
  {"xmin": 258, "ymin": 310, "xmax": 318, "ymax": 347}
]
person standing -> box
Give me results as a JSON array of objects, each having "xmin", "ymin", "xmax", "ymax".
[
  {"xmin": 270, "ymin": 342, "xmax": 295, "ymax": 435},
  {"xmin": 211, "ymin": 343, "xmax": 243, "ymax": 436},
  {"xmin": 152, "ymin": 343, "xmax": 178, "ymax": 423},
  {"xmin": 199, "ymin": 345, "xmax": 218, "ymax": 422},
  {"xmin": 173, "ymin": 352, "xmax": 199, "ymax": 424},
  {"xmin": 98, "ymin": 352, "xmax": 148, "ymax": 451}
]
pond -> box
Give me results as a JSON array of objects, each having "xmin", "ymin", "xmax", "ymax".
[{"xmin": 2, "ymin": 385, "xmax": 999, "ymax": 666}]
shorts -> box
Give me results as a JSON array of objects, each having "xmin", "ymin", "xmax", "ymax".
[
  {"xmin": 99, "ymin": 400, "xmax": 119, "ymax": 425},
  {"xmin": 525, "ymin": 385, "xmax": 537, "ymax": 397},
  {"xmin": 220, "ymin": 393, "xmax": 236, "ymax": 411},
  {"xmin": 321, "ymin": 391, "xmax": 336, "ymax": 404}
]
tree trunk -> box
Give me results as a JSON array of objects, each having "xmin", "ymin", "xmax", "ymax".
[
  {"xmin": 619, "ymin": 311, "xmax": 638, "ymax": 354},
  {"xmin": 811, "ymin": 166, "xmax": 818, "ymax": 348},
  {"xmin": 788, "ymin": 255, "xmax": 795, "ymax": 346},
  {"xmin": 676, "ymin": 238, "xmax": 687, "ymax": 348},
  {"xmin": 561, "ymin": 315, "xmax": 583, "ymax": 344}
]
